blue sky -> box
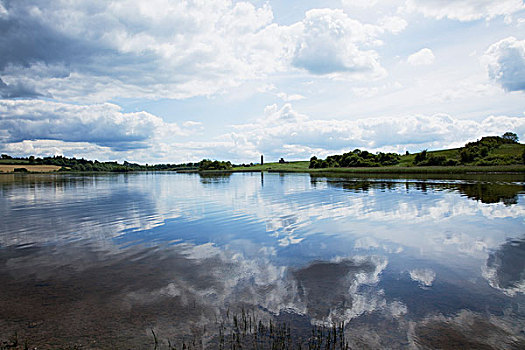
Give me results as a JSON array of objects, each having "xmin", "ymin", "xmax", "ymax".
[{"xmin": 0, "ymin": 0, "xmax": 524, "ymax": 163}]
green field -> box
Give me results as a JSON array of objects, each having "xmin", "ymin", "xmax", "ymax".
[
  {"xmin": 230, "ymin": 143, "xmax": 525, "ymax": 174},
  {"xmin": 396, "ymin": 143, "xmax": 525, "ymax": 167},
  {"xmin": 0, "ymin": 159, "xmax": 30, "ymax": 164},
  {"xmin": 231, "ymin": 162, "xmax": 525, "ymax": 174}
]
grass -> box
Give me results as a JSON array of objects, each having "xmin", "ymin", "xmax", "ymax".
[
  {"xmin": 230, "ymin": 162, "xmax": 525, "ymax": 174},
  {"xmin": 398, "ymin": 143, "xmax": 524, "ymax": 166},
  {"xmin": 233, "ymin": 161, "xmax": 310, "ymax": 172},
  {"xmin": 0, "ymin": 159, "xmax": 30, "ymax": 165},
  {"xmin": 491, "ymin": 144, "xmax": 523, "ymax": 156},
  {"xmin": 226, "ymin": 144, "xmax": 525, "ymax": 174},
  {"xmin": 0, "ymin": 165, "xmax": 62, "ymax": 173}
]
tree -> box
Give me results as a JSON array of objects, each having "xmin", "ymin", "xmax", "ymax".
[
  {"xmin": 502, "ymin": 132, "xmax": 519, "ymax": 143},
  {"xmin": 414, "ymin": 150, "xmax": 427, "ymax": 164}
]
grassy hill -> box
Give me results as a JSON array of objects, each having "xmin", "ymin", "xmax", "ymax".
[
  {"xmin": 231, "ymin": 139, "xmax": 525, "ymax": 174},
  {"xmin": 399, "ymin": 142, "xmax": 524, "ymax": 166}
]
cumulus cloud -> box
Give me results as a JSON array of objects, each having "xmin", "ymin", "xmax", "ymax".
[
  {"xmin": 229, "ymin": 103, "xmax": 525, "ymax": 161},
  {"xmin": 0, "ymin": 1, "xmax": 397, "ymax": 102},
  {"xmin": 407, "ymin": 48, "xmax": 435, "ymax": 66},
  {"xmin": 405, "ymin": 0, "xmax": 525, "ymax": 21},
  {"xmin": 0, "ymin": 78, "xmax": 42, "ymax": 98},
  {"xmin": 379, "ymin": 16, "xmax": 408, "ymax": 35},
  {"xmin": 484, "ymin": 36, "xmax": 525, "ymax": 92},
  {"xmin": 0, "ymin": 0, "xmax": 280, "ymax": 100},
  {"xmin": 291, "ymin": 9, "xmax": 386, "ymax": 78},
  {"xmin": 341, "ymin": 0, "xmax": 380, "ymax": 8},
  {"xmin": 0, "ymin": 99, "xmax": 190, "ymax": 151},
  {"xmin": 2, "ymin": 100, "xmax": 525, "ymax": 163}
]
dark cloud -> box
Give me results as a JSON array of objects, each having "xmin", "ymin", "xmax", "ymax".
[
  {"xmin": 0, "ymin": 1, "xmax": 394, "ymax": 102},
  {"xmin": 0, "ymin": 99, "xmax": 183, "ymax": 151},
  {"xmin": 0, "ymin": 0, "xmax": 279, "ymax": 100},
  {"xmin": 0, "ymin": 77, "xmax": 42, "ymax": 98}
]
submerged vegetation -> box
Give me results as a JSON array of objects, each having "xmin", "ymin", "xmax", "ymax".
[
  {"xmin": 1, "ymin": 309, "xmax": 350, "ymax": 350},
  {"xmin": 150, "ymin": 308, "xmax": 349, "ymax": 350}
]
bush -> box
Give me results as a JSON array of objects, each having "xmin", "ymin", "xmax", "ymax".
[
  {"xmin": 414, "ymin": 150, "xmax": 427, "ymax": 164},
  {"xmin": 199, "ymin": 159, "xmax": 232, "ymax": 171},
  {"xmin": 310, "ymin": 149, "xmax": 399, "ymax": 168},
  {"xmin": 417, "ymin": 155, "xmax": 447, "ymax": 166}
]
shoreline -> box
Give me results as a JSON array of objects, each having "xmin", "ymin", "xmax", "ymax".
[
  {"xmin": 208, "ymin": 164, "xmax": 525, "ymax": 175},
  {"xmin": 1, "ymin": 165, "xmax": 524, "ymax": 175}
]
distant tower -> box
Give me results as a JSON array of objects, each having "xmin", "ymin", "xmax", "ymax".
[{"xmin": 261, "ymin": 155, "xmax": 264, "ymax": 165}]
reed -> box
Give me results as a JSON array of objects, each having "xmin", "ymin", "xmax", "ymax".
[{"xmin": 161, "ymin": 308, "xmax": 349, "ymax": 350}]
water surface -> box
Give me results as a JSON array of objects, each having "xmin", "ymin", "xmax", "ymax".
[{"xmin": 0, "ymin": 172, "xmax": 524, "ymax": 349}]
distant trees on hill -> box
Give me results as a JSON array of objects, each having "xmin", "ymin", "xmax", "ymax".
[
  {"xmin": 0, "ymin": 155, "xmax": 200, "ymax": 172},
  {"xmin": 309, "ymin": 149, "xmax": 400, "ymax": 168},
  {"xmin": 198, "ymin": 159, "xmax": 232, "ymax": 171},
  {"xmin": 309, "ymin": 132, "xmax": 522, "ymax": 168}
]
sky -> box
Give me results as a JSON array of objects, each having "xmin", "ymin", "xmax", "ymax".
[{"xmin": 0, "ymin": 0, "xmax": 524, "ymax": 164}]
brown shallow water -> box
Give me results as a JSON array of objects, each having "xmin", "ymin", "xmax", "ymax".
[{"xmin": 0, "ymin": 172, "xmax": 524, "ymax": 349}]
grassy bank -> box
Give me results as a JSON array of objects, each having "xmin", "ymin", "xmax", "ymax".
[
  {"xmin": 229, "ymin": 161, "xmax": 525, "ymax": 174},
  {"xmin": 0, "ymin": 164, "xmax": 62, "ymax": 173},
  {"xmin": 227, "ymin": 142, "xmax": 525, "ymax": 174}
]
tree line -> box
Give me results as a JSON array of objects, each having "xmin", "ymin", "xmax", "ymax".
[
  {"xmin": 310, "ymin": 132, "xmax": 523, "ymax": 169},
  {"xmin": 309, "ymin": 150, "xmax": 401, "ymax": 168},
  {"xmin": 0, "ymin": 154, "xmax": 201, "ymax": 172}
]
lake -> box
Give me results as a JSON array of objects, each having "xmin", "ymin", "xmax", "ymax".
[{"xmin": 0, "ymin": 172, "xmax": 524, "ymax": 349}]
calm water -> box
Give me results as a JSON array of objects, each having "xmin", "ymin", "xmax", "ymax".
[{"xmin": 0, "ymin": 172, "xmax": 524, "ymax": 349}]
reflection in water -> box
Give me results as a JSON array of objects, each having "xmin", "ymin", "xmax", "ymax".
[
  {"xmin": 310, "ymin": 173, "xmax": 525, "ymax": 206},
  {"xmin": 0, "ymin": 172, "xmax": 524, "ymax": 348},
  {"xmin": 412, "ymin": 310, "xmax": 525, "ymax": 349},
  {"xmin": 198, "ymin": 172, "xmax": 232, "ymax": 185},
  {"xmin": 292, "ymin": 257, "xmax": 392, "ymax": 325},
  {"xmin": 409, "ymin": 268, "xmax": 436, "ymax": 288},
  {"xmin": 484, "ymin": 237, "xmax": 525, "ymax": 296}
]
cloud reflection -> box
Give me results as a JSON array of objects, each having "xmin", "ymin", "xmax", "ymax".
[
  {"xmin": 483, "ymin": 237, "xmax": 525, "ymax": 296},
  {"xmin": 409, "ymin": 268, "xmax": 436, "ymax": 288}
]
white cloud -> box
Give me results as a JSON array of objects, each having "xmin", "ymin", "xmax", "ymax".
[
  {"xmin": 290, "ymin": 9, "xmax": 387, "ymax": 79},
  {"xmin": 341, "ymin": 0, "xmax": 379, "ymax": 8},
  {"xmin": 379, "ymin": 16, "xmax": 408, "ymax": 35},
  {"xmin": 229, "ymin": 103, "xmax": 525, "ymax": 160},
  {"xmin": 2, "ymin": 101, "xmax": 524, "ymax": 163},
  {"xmin": 277, "ymin": 92, "xmax": 306, "ymax": 102},
  {"xmin": 0, "ymin": 1, "xmax": 398, "ymax": 102},
  {"xmin": 404, "ymin": 0, "xmax": 525, "ymax": 22},
  {"xmin": 407, "ymin": 48, "xmax": 435, "ymax": 66},
  {"xmin": 0, "ymin": 99, "xmax": 192, "ymax": 152},
  {"xmin": 483, "ymin": 36, "xmax": 525, "ymax": 92},
  {"xmin": 0, "ymin": 1, "xmax": 282, "ymax": 101}
]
